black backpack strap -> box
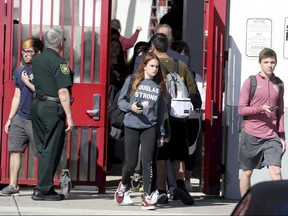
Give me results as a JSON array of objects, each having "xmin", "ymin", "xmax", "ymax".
[
  {"xmin": 274, "ymin": 76, "xmax": 283, "ymax": 123},
  {"xmin": 275, "ymin": 76, "xmax": 283, "ymax": 95},
  {"xmin": 249, "ymin": 75, "xmax": 257, "ymax": 104},
  {"xmin": 243, "ymin": 75, "xmax": 256, "ymax": 122},
  {"xmin": 248, "ymin": 75, "xmax": 283, "ymax": 103}
]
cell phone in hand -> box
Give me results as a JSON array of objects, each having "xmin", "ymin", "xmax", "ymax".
[
  {"xmin": 136, "ymin": 102, "xmax": 143, "ymax": 109},
  {"xmin": 269, "ymin": 106, "xmax": 278, "ymax": 111}
]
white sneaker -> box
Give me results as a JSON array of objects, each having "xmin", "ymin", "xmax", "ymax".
[
  {"xmin": 141, "ymin": 193, "xmax": 156, "ymax": 210},
  {"xmin": 184, "ymin": 180, "xmax": 193, "ymax": 192},
  {"xmin": 114, "ymin": 182, "xmax": 134, "ymax": 205},
  {"xmin": 149, "ymin": 190, "xmax": 159, "ymax": 205},
  {"xmin": 0, "ymin": 185, "xmax": 20, "ymax": 196}
]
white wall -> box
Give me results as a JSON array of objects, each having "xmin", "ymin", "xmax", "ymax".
[
  {"xmin": 21, "ymin": 0, "xmax": 60, "ymax": 25},
  {"xmin": 225, "ymin": 0, "xmax": 288, "ymax": 199},
  {"xmin": 227, "ymin": 0, "xmax": 288, "ymax": 106},
  {"xmin": 19, "ymin": 0, "xmax": 103, "ymax": 27},
  {"xmin": 114, "ymin": 0, "xmax": 153, "ymax": 60}
]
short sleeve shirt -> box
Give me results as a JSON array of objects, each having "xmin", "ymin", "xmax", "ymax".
[
  {"xmin": 32, "ymin": 48, "xmax": 73, "ymax": 97},
  {"xmin": 15, "ymin": 65, "xmax": 34, "ymax": 120}
]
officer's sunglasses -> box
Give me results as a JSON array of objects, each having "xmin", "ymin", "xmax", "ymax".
[{"xmin": 21, "ymin": 49, "xmax": 35, "ymax": 56}]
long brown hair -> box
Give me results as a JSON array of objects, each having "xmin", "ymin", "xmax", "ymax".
[{"xmin": 131, "ymin": 52, "xmax": 166, "ymax": 98}]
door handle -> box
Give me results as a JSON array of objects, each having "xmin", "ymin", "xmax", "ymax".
[
  {"xmin": 87, "ymin": 109, "xmax": 99, "ymax": 114},
  {"xmin": 86, "ymin": 94, "xmax": 100, "ymax": 120}
]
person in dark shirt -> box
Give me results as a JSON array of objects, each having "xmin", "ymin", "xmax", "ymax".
[
  {"xmin": 128, "ymin": 41, "xmax": 150, "ymax": 72},
  {"xmin": 159, "ymin": 0, "xmax": 184, "ymax": 40},
  {"xmin": 171, "ymin": 40, "xmax": 203, "ymax": 192},
  {"xmin": 1, "ymin": 37, "xmax": 43, "ymax": 196},
  {"xmin": 31, "ymin": 27, "xmax": 74, "ymax": 201},
  {"xmin": 150, "ymin": 33, "xmax": 195, "ymax": 206},
  {"xmin": 108, "ymin": 38, "xmax": 131, "ymax": 169}
]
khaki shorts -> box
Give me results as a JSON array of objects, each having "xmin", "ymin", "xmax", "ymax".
[
  {"xmin": 238, "ymin": 130, "xmax": 282, "ymax": 170},
  {"xmin": 8, "ymin": 114, "xmax": 36, "ymax": 155}
]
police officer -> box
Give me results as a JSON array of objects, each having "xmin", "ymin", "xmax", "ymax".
[{"xmin": 31, "ymin": 27, "xmax": 74, "ymax": 201}]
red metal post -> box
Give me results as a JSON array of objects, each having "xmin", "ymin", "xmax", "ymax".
[{"xmin": 97, "ymin": 0, "xmax": 112, "ymax": 193}]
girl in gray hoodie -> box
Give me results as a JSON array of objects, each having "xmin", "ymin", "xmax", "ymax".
[{"xmin": 114, "ymin": 52, "xmax": 166, "ymax": 210}]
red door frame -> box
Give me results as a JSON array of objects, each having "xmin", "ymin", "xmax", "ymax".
[
  {"xmin": 202, "ymin": 0, "xmax": 227, "ymax": 195},
  {"xmin": 0, "ymin": 0, "xmax": 5, "ymax": 161},
  {"xmin": 0, "ymin": 1, "xmax": 112, "ymax": 193}
]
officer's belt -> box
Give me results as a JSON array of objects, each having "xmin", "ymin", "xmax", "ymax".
[{"xmin": 33, "ymin": 93, "xmax": 60, "ymax": 103}]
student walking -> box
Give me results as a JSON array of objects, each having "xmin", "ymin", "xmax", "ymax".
[
  {"xmin": 1, "ymin": 37, "xmax": 43, "ymax": 196},
  {"xmin": 114, "ymin": 52, "xmax": 166, "ymax": 210},
  {"xmin": 171, "ymin": 40, "xmax": 204, "ymax": 192},
  {"xmin": 150, "ymin": 33, "xmax": 196, "ymax": 206},
  {"xmin": 238, "ymin": 48, "xmax": 285, "ymax": 197}
]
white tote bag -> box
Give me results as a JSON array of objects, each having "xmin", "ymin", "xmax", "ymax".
[{"xmin": 170, "ymin": 98, "xmax": 192, "ymax": 119}]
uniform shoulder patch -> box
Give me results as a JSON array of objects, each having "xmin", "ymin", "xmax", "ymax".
[{"xmin": 60, "ymin": 64, "xmax": 70, "ymax": 75}]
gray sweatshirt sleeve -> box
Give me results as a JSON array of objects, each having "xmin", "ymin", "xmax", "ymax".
[{"xmin": 117, "ymin": 76, "xmax": 132, "ymax": 112}]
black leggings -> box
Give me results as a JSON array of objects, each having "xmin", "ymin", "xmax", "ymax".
[{"xmin": 121, "ymin": 126, "xmax": 157, "ymax": 194}]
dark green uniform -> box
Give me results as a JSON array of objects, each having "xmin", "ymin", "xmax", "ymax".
[{"xmin": 31, "ymin": 48, "xmax": 73, "ymax": 194}]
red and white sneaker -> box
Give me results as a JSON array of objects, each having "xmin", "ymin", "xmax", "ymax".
[
  {"xmin": 141, "ymin": 193, "xmax": 156, "ymax": 210},
  {"xmin": 114, "ymin": 182, "xmax": 134, "ymax": 205},
  {"xmin": 149, "ymin": 190, "xmax": 159, "ymax": 205}
]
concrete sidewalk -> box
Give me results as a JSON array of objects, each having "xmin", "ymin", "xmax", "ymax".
[
  {"xmin": 0, "ymin": 176, "xmax": 238, "ymax": 215},
  {"xmin": 0, "ymin": 163, "xmax": 238, "ymax": 215},
  {"xmin": 0, "ymin": 188, "xmax": 237, "ymax": 215}
]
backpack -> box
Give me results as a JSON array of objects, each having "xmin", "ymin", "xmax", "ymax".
[
  {"xmin": 109, "ymin": 75, "xmax": 135, "ymax": 135},
  {"xmin": 161, "ymin": 59, "xmax": 192, "ymax": 119},
  {"xmin": 238, "ymin": 75, "xmax": 283, "ymax": 132}
]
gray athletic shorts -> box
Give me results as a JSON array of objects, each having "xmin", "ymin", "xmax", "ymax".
[
  {"xmin": 238, "ymin": 130, "xmax": 282, "ymax": 170},
  {"xmin": 8, "ymin": 114, "xmax": 36, "ymax": 155}
]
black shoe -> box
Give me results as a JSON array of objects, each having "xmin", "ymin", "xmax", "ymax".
[
  {"xmin": 174, "ymin": 187, "xmax": 194, "ymax": 205},
  {"xmin": 170, "ymin": 195, "xmax": 179, "ymax": 200},
  {"xmin": 49, "ymin": 188, "xmax": 65, "ymax": 200},
  {"xmin": 157, "ymin": 193, "xmax": 169, "ymax": 204},
  {"xmin": 31, "ymin": 188, "xmax": 63, "ymax": 201}
]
